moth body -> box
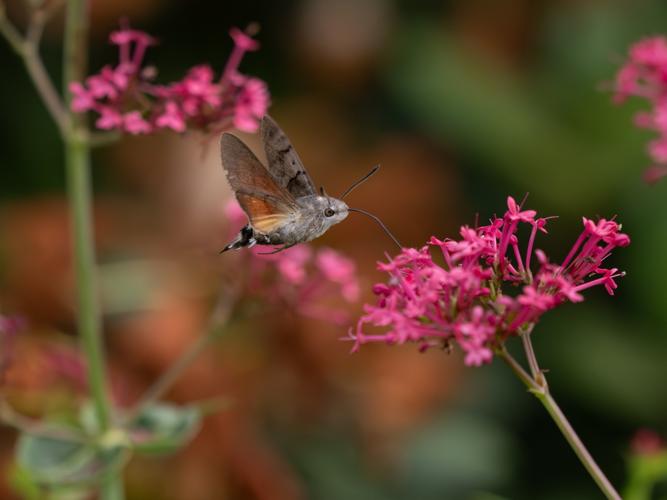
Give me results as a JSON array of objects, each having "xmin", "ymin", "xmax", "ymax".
[{"xmin": 220, "ymin": 116, "xmax": 350, "ymax": 254}]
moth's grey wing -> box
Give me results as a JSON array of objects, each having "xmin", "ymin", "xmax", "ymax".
[
  {"xmin": 221, "ymin": 133, "xmax": 298, "ymax": 233},
  {"xmin": 261, "ymin": 115, "xmax": 317, "ymax": 198}
]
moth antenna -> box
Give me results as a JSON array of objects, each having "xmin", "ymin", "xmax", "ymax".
[
  {"xmin": 348, "ymin": 207, "xmax": 402, "ymax": 250},
  {"xmin": 320, "ymin": 186, "xmax": 327, "ymax": 196},
  {"xmin": 340, "ymin": 164, "xmax": 380, "ymax": 200}
]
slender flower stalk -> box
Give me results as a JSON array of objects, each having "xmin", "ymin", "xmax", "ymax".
[
  {"xmin": 62, "ymin": 1, "xmax": 122, "ymax": 498},
  {"xmin": 0, "ymin": 1, "xmax": 69, "ymax": 135},
  {"xmin": 497, "ymin": 343, "xmax": 621, "ymax": 500}
]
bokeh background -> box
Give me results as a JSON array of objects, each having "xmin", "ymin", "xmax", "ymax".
[{"xmin": 2, "ymin": 0, "xmax": 667, "ymax": 498}]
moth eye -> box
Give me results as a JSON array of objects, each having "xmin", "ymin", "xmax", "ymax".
[{"xmin": 324, "ymin": 208, "xmax": 335, "ymax": 217}]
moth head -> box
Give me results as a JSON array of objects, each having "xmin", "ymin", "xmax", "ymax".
[{"xmin": 322, "ymin": 197, "xmax": 349, "ymax": 225}]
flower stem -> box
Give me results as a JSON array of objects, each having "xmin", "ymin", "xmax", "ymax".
[
  {"xmin": 0, "ymin": 1, "xmax": 69, "ymax": 135},
  {"xmin": 63, "ymin": 1, "xmax": 122, "ymax": 498},
  {"xmin": 65, "ymin": 136, "xmax": 111, "ymax": 429},
  {"xmin": 519, "ymin": 325, "xmax": 545, "ymax": 387},
  {"xmin": 497, "ymin": 346, "xmax": 621, "ymax": 500}
]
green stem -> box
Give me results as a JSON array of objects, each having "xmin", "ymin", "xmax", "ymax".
[
  {"xmin": 63, "ymin": 1, "xmax": 123, "ymax": 498},
  {"xmin": 0, "ymin": 2, "xmax": 69, "ymax": 135},
  {"xmin": 65, "ymin": 137, "xmax": 110, "ymax": 430},
  {"xmin": 497, "ymin": 346, "xmax": 621, "ymax": 500}
]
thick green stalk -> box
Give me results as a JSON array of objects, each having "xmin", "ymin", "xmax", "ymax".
[
  {"xmin": 64, "ymin": 137, "xmax": 110, "ymax": 430},
  {"xmin": 63, "ymin": 0, "xmax": 123, "ymax": 497}
]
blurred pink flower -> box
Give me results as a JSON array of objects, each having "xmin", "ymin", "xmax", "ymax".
[
  {"xmin": 271, "ymin": 245, "xmax": 313, "ymax": 285},
  {"xmin": 233, "ymin": 78, "xmax": 270, "ymax": 132},
  {"xmin": 316, "ymin": 248, "xmax": 360, "ymax": 302},
  {"xmin": 69, "ymin": 22, "xmax": 269, "ymax": 135},
  {"xmin": 613, "ymin": 35, "xmax": 667, "ymax": 182},
  {"xmin": 223, "ymin": 200, "xmax": 360, "ymax": 325},
  {"xmin": 630, "ymin": 428, "xmax": 664, "ymax": 456},
  {"xmin": 350, "ymin": 196, "xmax": 629, "ymax": 366}
]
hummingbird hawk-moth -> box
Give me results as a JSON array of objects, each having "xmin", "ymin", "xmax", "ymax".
[{"xmin": 220, "ymin": 115, "xmax": 401, "ymax": 254}]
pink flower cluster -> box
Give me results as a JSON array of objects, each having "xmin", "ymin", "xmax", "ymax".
[
  {"xmin": 224, "ymin": 201, "xmax": 360, "ymax": 324},
  {"xmin": 614, "ymin": 36, "xmax": 667, "ymax": 183},
  {"xmin": 350, "ymin": 197, "xmax": 630, "ymax": 367},
  {"xmin": 70, "ymin": 24, "xmax": 269, "ymax": 135}
]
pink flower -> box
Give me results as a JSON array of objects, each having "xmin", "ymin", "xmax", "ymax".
[
  {"xmin": 316, "ymin": 248, "xmax": 360, "ymax": 302},
  {"xmin": 351, "ymin": 197, "xmax": 629, "ymax": 366},
  {"xmin": 69, "ymin": 82, "xmax": 95, "ymax": 112},
  {"xmin": 229, "ymin": 27, "xmax": 260, "ymax": 52},
  {"xmin": 123, "ymin": 111, "xmax": 152, "ymax": 134},
  {"xmin": 223, "ymin": 27, "xmax": 261, "ymax": 82},
  {"xmin": 224, "ymin": 198, "xmax": 248, "ymax": 227},
  {"xmin": 630, "ymin": 428, "xmax": 664, "ymax": 456},
  {"xmin": 70, "ymin": 22, "xmax": 270, "ymax": 136},
  {"xmin": 223, "ymin": 201, "xmax": 361, "ymax": 325},
  {"xmin": 643, "ymin": 165, "xmax": 667, "ymax": 184},
  {"xmin": 96, "ymin": 107, "xmax": 123, "ymax": 129},
  {"xmin": 233, "ymin": 78, "xmax": 269, "ymax": 132},
  {"xmin": 271, "ymin": 245, "xmax": 313, "ymax": 285},
  {"xmin": 629, "ymin": 37, "xmax": 667, "ymax": 66},
  {"xmin": 613, "ymin": 35, "xmax": 667, "ymax": 182},
  {"xmin": 155, "ymin": 101, "xmax": 186, "ymax": 132}
]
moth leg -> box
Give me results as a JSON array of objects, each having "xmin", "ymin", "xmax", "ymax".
[{"xmin": 257, "ymin": 243, "xmax": 296, "ymax": 255}]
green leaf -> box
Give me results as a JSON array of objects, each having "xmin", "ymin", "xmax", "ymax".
[
  {"xmin": 128, "ymin": 403, "xmax": 202, "ymax": 456},
  {"xmin": 15, "ymin": 433, "xmax": 128, "ymax": 487}
]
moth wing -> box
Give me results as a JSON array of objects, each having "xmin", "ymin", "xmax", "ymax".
[
  {"xmin": 261, "ymin": 115, "xmax": 317, "ymax": 198},
  {"xmin": 235, "ymin": 192, "xmax": 293, "ymax": 233},
  {"xmin": 221, "ymin": 133, "xmax": 298, "ymax": 233}
]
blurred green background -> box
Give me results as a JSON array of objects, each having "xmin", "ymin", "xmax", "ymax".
[{"xmin": 2, "ymin": 0, "xmax": 667, "ymax": 498}]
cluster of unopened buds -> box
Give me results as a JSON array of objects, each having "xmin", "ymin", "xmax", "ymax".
[
  {"xmin": 614, "ymin": 36, "xmax": 667, "ymax": 183},
  {"xmin": 225, "ymin": 201, "xmax": 360, "ymax": 324},
  {"xmin": 70, "ymin": 23, "xmax": 269, "ymax": 135},
  {"xmin": 350, "ymin": 197, "xmax": 630, "ymax": 366}
]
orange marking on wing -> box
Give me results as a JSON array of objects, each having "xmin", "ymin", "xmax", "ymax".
[{"xmin": 236, "ymin": 193, "xmax": 290, "ymax": 233}]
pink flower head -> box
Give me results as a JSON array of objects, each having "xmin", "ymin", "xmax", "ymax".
[
  {"xmin": 629, "ymin": 37, "xmax": 667, "ymax": 67},
  {"xmin": 352, "ymin": 197, "xmax": 629, "ymax": 366},
  {"xmin": 229, "ymin": 27, "xmax": 260, "ymax": 52},
  {"xmin": 233, "ymin": 77, "xmax": 270, "ymax": 132},
  {"xmin": 96, "ymin": 107, "xmax": 123, "ymax": 130},
  {"xmin": 613, "ymin": 36, "xmax": 667, "ymax": 182},
  {"xmin": 265, "ymin": 245, "xmax": 313, "ymax": 285},
  {"xmin": 223, "ymin": 200, "xmax": 360, "ymax": 324},
  {"xmin": 69, "ymin": 22, "xmax": 270, "ymax": 136},
  {"xmin": 643, "ymin": 165, "xmax": 667, "ymax": 184},
  {"xmin": 316, "ymin": 248, "xmax": 360, "ymax": 302},
  {"xmin": 155, "ymin": 101, "xmax": 186, "ymax": 132},
  {"xmin": 224, "ymin": 198, "xmax": 248, "ymax": 228},
  {"xmin": 630, "ymin": 428, "xmax": 664, "ymax": 456},
  {"xmin": 69, "ymin": 82, "xmax": 95, "ymax": 112},
  {"xmin": 123, "ymin": 111, "xmax": 152, "ymax": 134}
]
